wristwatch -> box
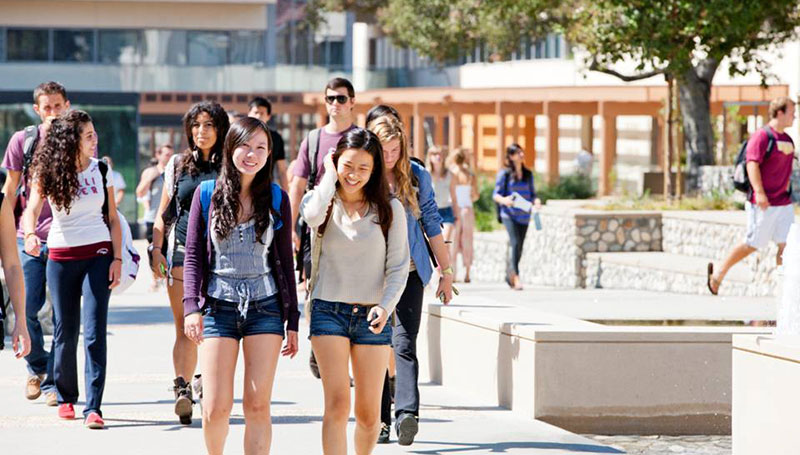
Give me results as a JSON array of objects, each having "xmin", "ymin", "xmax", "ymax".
[{"xmin": 441, "ymin": 266, "xmax": 454, "ymax": 275}]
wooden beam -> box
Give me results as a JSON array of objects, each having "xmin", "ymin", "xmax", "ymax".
[
  {"xmin": 546, "ymin": 112, "xmax": 559, "ymax": 185},
  {"xmin": 599, "ymin": 114, "xmax": 617, "ymax": 196},
  {"xmin": 496, "ymin": 102, "xmax": 506, "ymax": 171},
  {"xmin": 434, "ymin": 115, "xmax": 445, "ymax": 146},
  {"xmin": 288, "ymin": 113, "xmax": 298, "ymax": 160},
  {"xmin": 448, "ymin": 110, "xmax": 462, "ymax": 151},
  {"xmin": 523, "ymin": 115, "xmax": 536, "ymax": 169},
  {"xmin": 413, "ymin": 103, "xmax": 424, "ymax": 159}
]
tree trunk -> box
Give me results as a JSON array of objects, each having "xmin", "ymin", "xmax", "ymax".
[{"xmin": 678, "ymin": 58, "xmax": 720, "ymax": 189}]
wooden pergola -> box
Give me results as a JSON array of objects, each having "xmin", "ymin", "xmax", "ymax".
[{"xmin": 303, "ymin": 84, "xmax": 789, "ymax": 195}]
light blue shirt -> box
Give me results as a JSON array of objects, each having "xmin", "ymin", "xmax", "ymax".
[{"xmin": 407, "ymin": 161, "xmax": 443, "ymax": 285}]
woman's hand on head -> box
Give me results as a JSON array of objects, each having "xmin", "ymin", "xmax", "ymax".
[{"xmin": 323, "ymin": 152, "xmax": 337, "ymax": 178}]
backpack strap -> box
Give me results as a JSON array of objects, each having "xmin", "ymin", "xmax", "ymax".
[
  {"xmin": 199, "ymin": 179, "xmax": 216, "ymax": 229},
  {"xmin": 305, "ymin": 128, "xmax": 322, "ymax": 192},
  {"xmin": 764, "ymin": 127, "xmax": 777, "ymax": 161},
  {"xmin": 19, "ymin": 125, "xmax": 39, "ymax": 195},
  {"xmin": 270, "ymin": 183, "xmax": 283, "ymax": 231},
  {"xmin": 98, "ymin": 160, "xmax": 110, "ymax": 225}
]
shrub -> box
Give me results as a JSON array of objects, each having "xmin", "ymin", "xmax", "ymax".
[{"xmin": 536, "ymin": 173, "xmax": 595, "ymax": 202}]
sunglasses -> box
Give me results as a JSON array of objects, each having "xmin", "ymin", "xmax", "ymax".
[{"xmin": 325, "ymin": 95, "xmax": 350, "ymax": 105}]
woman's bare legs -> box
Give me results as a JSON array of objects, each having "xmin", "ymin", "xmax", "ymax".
[
  {"xmin": 459, "ymin": 208, "xmax": 475, "ymax": 282},
  {"xmin": 312, "ymin": 336, "xmax": 352, "ymax": 455},
  {"xmin": 167, "ymin": 266, "xmax": 197, "ymax": 380},
  {"xmin": 200, "ymin": 337, "xmax": 239, "ymax": 455},
  {"xmin": 242, "ymin": 334, "xmax": 283, "ymax": 455},
  {"xmin": 352, "ymin": 344, "xmax": 391, "ymax": 455}
]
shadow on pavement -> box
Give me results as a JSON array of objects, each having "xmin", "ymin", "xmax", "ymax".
[
  {"xmin": 409, "ymin": 440, "xmax": 624, "ymax": 454},
  {"xmin": 102, "ymin": 399, "xmax": 295, "ymax": 407},
  {"xmin": 104, "ymin": 415, "xmax": 452, "ymax": 429},
  {"xmin": 108, "ymin": 306, "xmax": 174, "ymax": 325}
]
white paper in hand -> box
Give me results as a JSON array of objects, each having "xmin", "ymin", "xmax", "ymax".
[{"xmin": 511, "ymin": 192, "xmax": 533, "ymax": 213}]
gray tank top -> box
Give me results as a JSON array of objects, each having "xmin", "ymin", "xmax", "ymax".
[
  {"xmin": 144, "ymin": 172, "xmax": 164, "ymax": 223},
  {"xmin": 431, "ymin": 173, "xmax": 452, "ymax": 208}
]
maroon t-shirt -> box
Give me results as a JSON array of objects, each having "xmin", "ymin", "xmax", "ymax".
[
  {"xmin": 1, "ymin": 126, "xmax": 53, "ymax": 241},
  {"xmin": 291, "ymin": 125, "xmax": 356, "ymax": 186},
  {"xmin": 746, "ymin": 126, "xmax": 795, "ymax": 206}
]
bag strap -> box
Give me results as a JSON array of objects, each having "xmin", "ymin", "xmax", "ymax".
[
  {"xmin": 764, "ymin": 126, "xmax": 777, "ymax": 161},
  {"xmin": 19, "ymin": 125, "xmax": 39, "ymax": 195},
  {"xmin": 270, "ymin": 183, "xmax": 283, "ymax": 230},
  {"xmin": 98, "ymin": 160, "xmax": 110, "ymax": 225},
  {"xmin": 199, "ymin": 179, "xmax": 215, "ymax": 229},
  {"xmin": 305, "ymin": 128, "xmax": 322, "ymax": 192}
]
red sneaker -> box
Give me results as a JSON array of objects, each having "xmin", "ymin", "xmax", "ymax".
[
  {"xmin": 58, "ymin": 403, "xmax": 75, "ymax": 420},
  {"xmin": 84, "ymin": 412, "xmax": 104, "ymax": 430}
]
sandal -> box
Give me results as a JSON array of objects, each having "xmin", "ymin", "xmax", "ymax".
[{"xmin": 707, "ymin": 262, "xmax": 719, "ymax": 296}]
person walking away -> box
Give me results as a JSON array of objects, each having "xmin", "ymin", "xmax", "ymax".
[
  {"xmin": 493, "ymin": 143, "xmax": 541, "ymax": 291},
  {"xmin": 368, "ymin": 113, "xmax": 454, "ymax": 446},
  {"xmin": 100, "ymin": 156, "xmax": 126, "ymax": 206},
  {"xmin": 301, "ymin": 128, "xmax": 409, "ymax": 455},
  {"xmin": 23, "ymin": 110, "xmax": 123, "ymax": 429},
  {"xmin": 183, "ymin": 117, "xmax": 299, "ymax": 455},
  {"xmin": 1, "ymin": 81, "xmax": 70, "ymax": 406},
  {"xmin": 248, "ymin": 97, "xmax": 289, "ymax": 191},
  {"xmin": 150, "ymin": 101, "xmax": 229, "ymax": 424},
  {"xmin": 136, "ymin": 144, "xmax": 174, "ymax": 243},
  {"xmin": 708, "ymin": 97, "xmax": 797, "ymax": 295},
  {"xmin": 451, "ymin": 148, "xmax": 478, "ymax": 283},
  {"xmin": 426, "ymin": 146, "xmax": 457, "ymax": 247}
]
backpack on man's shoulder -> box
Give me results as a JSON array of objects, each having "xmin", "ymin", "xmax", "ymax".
[
  {"xmin": 12, "ymin": 125, "xmax": 40, "ymax": 219},
  {"xmin": 732, "ymin": 127, "xmax": 776, "ymax": 194},
  {"xmin": 98, "ymin": 160, "xmax": 140, "ymax": 295}
]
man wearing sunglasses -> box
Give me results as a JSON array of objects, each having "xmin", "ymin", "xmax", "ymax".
[{"xmin": 289, "ymin": 77, "xmax": 356, "ymax": 285}]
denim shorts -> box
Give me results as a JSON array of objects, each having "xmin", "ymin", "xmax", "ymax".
[
  {"xmin": 309, "ymin": 299, "xmax": 392, "ymax": 345},
  {"xmin": 202, "ymin": 294, "xmax": 285, "ymax": 341},
  {"xmin": 438, "ymin": 206, "xmax": 455, "ymax": 224}
]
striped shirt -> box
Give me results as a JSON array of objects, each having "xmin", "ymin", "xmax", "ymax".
[{"xmin": 493, "ymin": 169, "xmax": 537, "ymax": 225}]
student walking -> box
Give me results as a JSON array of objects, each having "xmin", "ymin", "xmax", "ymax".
[
  {"xmin": 150, "ymin": 101, "xmax": 229, "ymax": 424},
  {"xmin": 301, "ymin": 128, "xmax": 409, "ymax": 455},
  {"xmin": 426, "ymin": 146, "xmax": 457, "ymax": 245},
  {"xmin": 182, "ymin": 117, "xmax": 299, "ymax": 455},
  {"xmin": 136, "ymin": 144, "xmax": 174, "ymax": 243},
  {"xmin": 708, "ymin": 97, "xmax": 796, "ymax": 295},
  {"xmin": 450, "ymin": 148, "xmax": 479, "ymax": 283},
  {"xmin": 247, "ymin": 97, "xmax": 289, "ymax": 191},
  {"xmin": 493, "ymin": 144, "xmax": 541, "ymax": 291},
  {"xmin": 2, "ymin": 81, "xmax": 70, "ymax": 406},
  {"xmin": 368, "ymin": 113, "xmax": 454, "ymax": 446},
  {"xmin": 22, "ymin": 110, "xmax": 123, "ymax": 429}
]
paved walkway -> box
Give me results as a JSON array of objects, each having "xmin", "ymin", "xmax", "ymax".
[{"xmin": 0, "ymin": 246, "xmax": 622, "ymax": 455}]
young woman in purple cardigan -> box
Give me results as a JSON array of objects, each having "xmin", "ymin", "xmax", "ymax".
[{"xmin": 182, "ymin": 117, "xmax": 299, "ymax": 455}]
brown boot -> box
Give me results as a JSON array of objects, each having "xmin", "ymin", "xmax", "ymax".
[{"xmin": 25, "ymin": 374, "xmax": 44, "ymax": 400}]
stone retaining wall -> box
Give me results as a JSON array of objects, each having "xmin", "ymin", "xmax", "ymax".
[{"xmin": 475, "ymin": 207, "xmax": 661, "ymax": 288}]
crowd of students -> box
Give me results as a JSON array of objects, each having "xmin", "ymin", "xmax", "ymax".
[{"xmin": 2, "ymin": 78, "xmax": 541, "ymax": 455}]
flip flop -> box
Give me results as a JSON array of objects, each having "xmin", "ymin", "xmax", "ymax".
[{"xmin": 707, "ymin": 262, "xmax": 719, "ymax": 296}]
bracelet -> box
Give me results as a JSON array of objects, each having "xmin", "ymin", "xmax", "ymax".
[
  {"xmin": 152, "ymin": 247, "xmax": 161, "ymax": 251},
  {"xmin": 441, "ymin": 266, "xmax": 454, "ymax": 275},
  {"xmin": 113, "ymin": 257, "xmax": 123, "ymax": 262}
]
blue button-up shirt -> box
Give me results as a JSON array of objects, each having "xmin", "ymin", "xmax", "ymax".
[{"xmin": 407, "ymin": 161, "xmax": 443, "ymax": 286}]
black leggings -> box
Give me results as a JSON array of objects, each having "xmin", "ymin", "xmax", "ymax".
[
  {"xmin": 502, "ymin": 217, "xmax": 529, "ymax": 277},
  {"xmin": 381, "ymin": 271, "xmax": 425, "ymax": 427}
]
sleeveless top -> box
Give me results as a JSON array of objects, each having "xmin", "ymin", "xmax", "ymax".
[{"xmin": 431, "ymin": 173, "xmax": 452, "ymax": 209}]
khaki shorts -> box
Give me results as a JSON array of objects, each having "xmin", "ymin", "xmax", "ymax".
[{"xmin": 745, "ymin": 202, "xmax": 794, "ymax": 249}]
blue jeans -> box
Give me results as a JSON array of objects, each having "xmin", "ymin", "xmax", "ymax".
[
  {"xmin": 202, "ymin": 295, "xmax": 285, "ymax": 341},
  {"xmin": 48, "ymin": 254, "xmax": 112, "ymax": 417},
  {"xmin": 19, "ymin": 238, "xmax": 55, "ymax": 392},
  {"xmin": 309, "ymin": 299, "xmax": 392, "ymax": 345}
]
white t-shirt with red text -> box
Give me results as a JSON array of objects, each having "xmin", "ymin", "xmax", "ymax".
[{"xmin": 47, "ymin": 158, "xmax": 113, "ymax": 260}]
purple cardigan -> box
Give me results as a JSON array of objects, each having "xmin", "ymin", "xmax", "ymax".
[{"xmin": 182, "ymin": 185, "xmax": 299, "ymax": 332}]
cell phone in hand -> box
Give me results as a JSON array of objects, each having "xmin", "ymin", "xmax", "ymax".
[{"xmin": 369, "ymin": 312, "xmax": 380, "ymax": 327}]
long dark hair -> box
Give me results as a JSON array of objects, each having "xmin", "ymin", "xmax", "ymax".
[
  {"xmin": 179, "ymin": 101, "xmax": 229, "ymax": 177},
  {"xmin": 31, "ymin": 110, "xmax": 92, "ymax": 213},
  {"xmin": 212, "ymin": 117, "xmax": 275, "ymax": 242},
  {"xmin": 505, "ymin": 143, "xmax": 531, "ymax": 180},
  {"xmin": 333, "ymin": 128, "xmax": 393, "ymax": 237}
]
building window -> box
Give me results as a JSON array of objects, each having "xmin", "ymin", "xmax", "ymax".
[
  {"xmin": 141, "ymin": 30, "xmax": 187, "ymax": 65},
  {"xmin": 188, "ymin": 31, "xmax": 229, "ymax": 66},
  {"xmin": 53, "ymin": 29, "xmax": 95, "ymax": 62},
  {"xmin": 99, "ymin": 30, "xmax": 141, "ymax": 64},
  {"xmin": 230, "ymin": 31, "xmax": 264, "ymax": 64},
  {"xmin": 328, "ymin": 40, "xmax": 344, "ymax": 68},
  {"xmin": 6, "ymin": 29, "xmax": 49, "ymax": 61}
]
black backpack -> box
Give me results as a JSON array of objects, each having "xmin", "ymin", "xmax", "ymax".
[
  {"xmin": 732, "ymin": 127, "xmax": 776, "ymax": 194},
  {"xmin": 12, "ymin": 125, "xmax": 40, "ymax": 220}
]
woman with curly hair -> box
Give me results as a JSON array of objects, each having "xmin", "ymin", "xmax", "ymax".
[
  {"xmin": 301, "ymin": 128, "xmax": 409, "ymax": 455},
  {"xmin": 150, "ymin": 101, "xmax": 229, "ymax": 424},
  {"xmin": 182, "ymin": 117, "xmax": 299, "ymax": 455},
  {"xmin": 22, "ymin": 110, "xmax": 123, "ymax": 429},
  {"xmin": 367, "ymin": 113, "xmax": 454, "ymax": 446}
]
